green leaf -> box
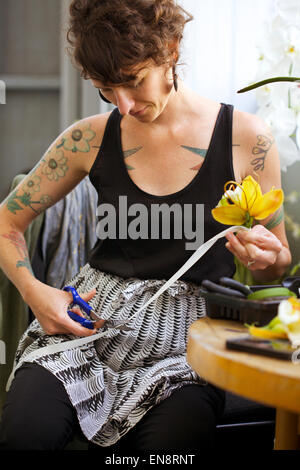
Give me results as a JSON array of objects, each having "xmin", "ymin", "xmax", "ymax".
[
  {"xmin": 6, "ymin": 192, "xmax": 23, "ymax": 214},
  {"xmin": 290, "ymin": 262, "xmax": 300, "ymax": 276}
]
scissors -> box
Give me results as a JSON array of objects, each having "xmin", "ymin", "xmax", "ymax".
[{"xmin": 63, "ymin": 286, "xmax": 134, "ymax": 331}]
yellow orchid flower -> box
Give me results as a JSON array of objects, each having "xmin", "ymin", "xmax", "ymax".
[
  {"xmin": 211, "ymin": 175, "xmax": 284, "ymax": 228},
  {"xmin": 248, "ymin": 297, "xmax": 300, "ymax": 348}
]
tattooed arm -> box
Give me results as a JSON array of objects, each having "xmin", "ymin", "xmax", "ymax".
[
  {"xmin": 226, "ymin": 112, "xmax": 292, "ymax": 282},
  {"xmin": 0, "ymin": 113, "xmax": 109, "ymax": 335}
]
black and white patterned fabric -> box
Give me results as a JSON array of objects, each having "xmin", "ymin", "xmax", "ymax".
[{"xmin": 12, "ymin": 263, "xmax": 207, "ymax": 447}]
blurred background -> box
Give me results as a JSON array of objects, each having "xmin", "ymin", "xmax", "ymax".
[{"xmin": 0, "ymin": 0, "xmax": 299, "ymax": 267}]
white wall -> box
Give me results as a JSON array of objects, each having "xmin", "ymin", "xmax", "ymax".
[{"xmin": 178, "ymin": 0, "xmax": 274, "ymax": 113}]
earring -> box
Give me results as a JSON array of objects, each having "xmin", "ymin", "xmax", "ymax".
[
  {"xmin": 172, "ymin": 63, "xmax": 178, "ymax": 92},
  {"xmin": 98, "ymin": 90, "xmax": 111, "ymax": 104}
]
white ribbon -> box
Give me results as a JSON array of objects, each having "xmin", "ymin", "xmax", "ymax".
[{"xmin": 6, "ymin": 225, "xmax": 249, "ymax": 391}]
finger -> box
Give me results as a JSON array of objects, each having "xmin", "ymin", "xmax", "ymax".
[
  {"xmin": 67, "ymin": 313, "xmax": 104, "ymax": 334},
  {"xmin": 236, "ymin": 225, "xmax": 282, "ymax": 252},
  {"xmin": 70, "ymin": 306, "xmax": 85, "ymax": 317},
  {"xmin": 64, "ymin": 317, "xmax": 98, "ymax": 337},
  {"xmin": 227, "ymin": 233, "xmax": 271, "ymax": 268},
  {"xmin": 258, "ymin": 234, "xmax": 282, "ymax": 253},
  {"xmin": 244, "ymin": 242, "xmax": 265, "ymax": 260},
  {"xmin": 225, "ymin": 233, "xmax": 250, "ymax": 261},
  {"xmin": 94, "ymin": 319, "xmax": 106, "ymax": 329},
  {"xmin": 60, "ymin": 308, "xmax": 98, "ymax": 337},
  {"xmin": 225, "ymin": 242, "xmax": 250, "ymax": 266},
  {"xmin": 58, "ymin": 289, "xmax": 99, "ymax": 336},
  {"xmin": 226, "ymin": 242, "xmax": 262, "ymax": 270},
  {"xmin": 78, "ymin": 289, "xmax": 97, "ymax": 301}
]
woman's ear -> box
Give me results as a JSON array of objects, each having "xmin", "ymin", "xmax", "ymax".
[{"xmin": 168, "ymin": 39, "xmax": 180, "ymax": 62}]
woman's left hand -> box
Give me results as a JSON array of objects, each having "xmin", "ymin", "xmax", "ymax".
[{"xmin": 225, "ymin": 224, "xmax": 283, "ymax": 271}]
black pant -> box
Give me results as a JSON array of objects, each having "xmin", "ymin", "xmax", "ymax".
[{"xmin": 0, "ymin": 362, "xmax": 225, "ymax": 451}]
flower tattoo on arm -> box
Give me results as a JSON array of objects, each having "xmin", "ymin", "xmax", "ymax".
[
  {"xmin": 6, "ymin": 189, "xmax": 53, "ymax": 215},
  {"xmin": 41, "ymin": 150, "xmax": 69, "ymax": 181},
  {"xmin": 56, "ymin": 122, "xmax": 96, "ymax": 153},
  {"xmin": 2, "ymin": 230, "xmax": 34, "ymax": 274}
]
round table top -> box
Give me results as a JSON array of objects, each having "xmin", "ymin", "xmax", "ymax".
[{"xmin": 187, "ymin": 317, "xmax": 300, "ymax": 414}]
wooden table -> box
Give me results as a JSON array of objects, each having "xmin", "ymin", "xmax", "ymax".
[{"xmin": 186, "ymin": 317, "xmax": 300, "ymax": 450}]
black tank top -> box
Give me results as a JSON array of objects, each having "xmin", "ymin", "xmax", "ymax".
[{"xmin": 88, "ymin": 103, "xmax": 236, "ymax": 284}]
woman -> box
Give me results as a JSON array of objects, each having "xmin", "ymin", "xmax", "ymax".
[{"xmin": 0, "ymin": 0, "xmax": 291, "ymax": 451}]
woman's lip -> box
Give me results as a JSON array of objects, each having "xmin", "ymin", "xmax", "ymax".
[{"xmin": 131, "ymin": 106, "xmax": 147, "ymax": 116}]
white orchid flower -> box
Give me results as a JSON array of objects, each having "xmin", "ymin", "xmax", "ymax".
[
  {"xmin": 257, "ymin": 105, "xmax": 296, "ymax": 136},
  {"xmin": 257, "ymin": 105, "xmax": 299, "ymax": 171},
  {"xmin": 290, "ymin": 83, "xmax": 300, "ymax": 113},
  {"xmin": 257, "ymin": 16, "xmax": 300, "ymax": 69},
  {"xmin": 239, "ymin": 1, "xmax": 300, "ymax": 172},
  {"xmin": 256, "ymin": 16, "xmax": 287, "ymax": 64},
  {"xmin": 278, "ymin": 299, "xmax": 300, "ymax": 325},
  {"xmin": 296, "ymin": 112, "xmax": 300, "ymax": 149},
  {"xmin": 274, "ymin": 135, "xmax": 300, "ymax": 172},
  {"xmin": 276, "ymin": 0, "xmax": 300, "ymax": 26}
]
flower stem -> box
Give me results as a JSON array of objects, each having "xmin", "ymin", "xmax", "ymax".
[
  {"xmin": 237, "ymin": 77, "xmax": 300, "ymax": 94},
  {"xmin": 244, "ymin": 215, "xmax": 254, "ymax": 229}
]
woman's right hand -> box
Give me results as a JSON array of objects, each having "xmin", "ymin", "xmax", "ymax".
[{"xmin": 23, "ymin": 279, "xmax": 105, "ymax": 337}]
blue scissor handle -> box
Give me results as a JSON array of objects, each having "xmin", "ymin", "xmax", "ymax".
[
  {"xmin": 63, "ymin": 286, "xmax": 94, "ymax": 330},
  {"xmin": 67, "ymin": 311, "xmax": 94, "ymax": 330}
]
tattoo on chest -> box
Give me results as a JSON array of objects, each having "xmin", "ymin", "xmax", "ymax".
[
  {"xmin": 122, "ymin": 145, "xmax": 208, "ymax": 171},
  {"xmin": 251, "ymin": 135, "xmax": 274, "ymax": 172},
  {"xmin": 123, "ymin": 146, "xmax": 143, "ymax": 170},
  {"xmin": 181, "ymin": 146, "xmax": 207, "ymax": 171}
]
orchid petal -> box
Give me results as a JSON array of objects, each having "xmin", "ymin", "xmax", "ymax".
[
  {"xmin": 241, "ymin": 175, "xmax": 263, "ymax": 211},
  {"xmin": 296, "ymin": 113, "xmax": 300, "ymax": 149},
  {"xmin": 251, "ymin": 189, "xmax": 284, "ymax": 219},
  {"xmin": 224, "ymin": 186, "xmax": 246, "ymax": 211},
  {"xmin": 211, "ymin": 205, "xmax": 247, "ymax": 226},
  {"xmin": 274, "ymin": 135, "xmax": 300, "ymax": 171}
]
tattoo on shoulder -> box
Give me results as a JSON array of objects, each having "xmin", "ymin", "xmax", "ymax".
[
  {"xmin": 4, "ymin": 122, "xmax": 97, "ymax": 215},
  {"xmin": 56, "ymin": 121, "xmax": 96, "ymax": 153},
  {"xmin": 251, "ymin": 134, "xmax": 274, "ymax": 172},
  {"xmin": 123, "ymin": 146, "xmax": 143, "ymax": 170}
]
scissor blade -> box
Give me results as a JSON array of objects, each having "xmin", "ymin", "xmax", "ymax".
[{"xmin": 102, "ymin": 319, "xmax": 134, "ymax": 331}]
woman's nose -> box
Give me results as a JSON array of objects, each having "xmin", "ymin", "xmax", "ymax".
[{"xmin": 114, "ymin": 88, "xmax": 135, "ymax": 115}]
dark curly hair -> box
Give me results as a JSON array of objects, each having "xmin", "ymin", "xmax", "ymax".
[{"xmin": 66, "ymin": 0, "xmax": 193, "ymax": 84}]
